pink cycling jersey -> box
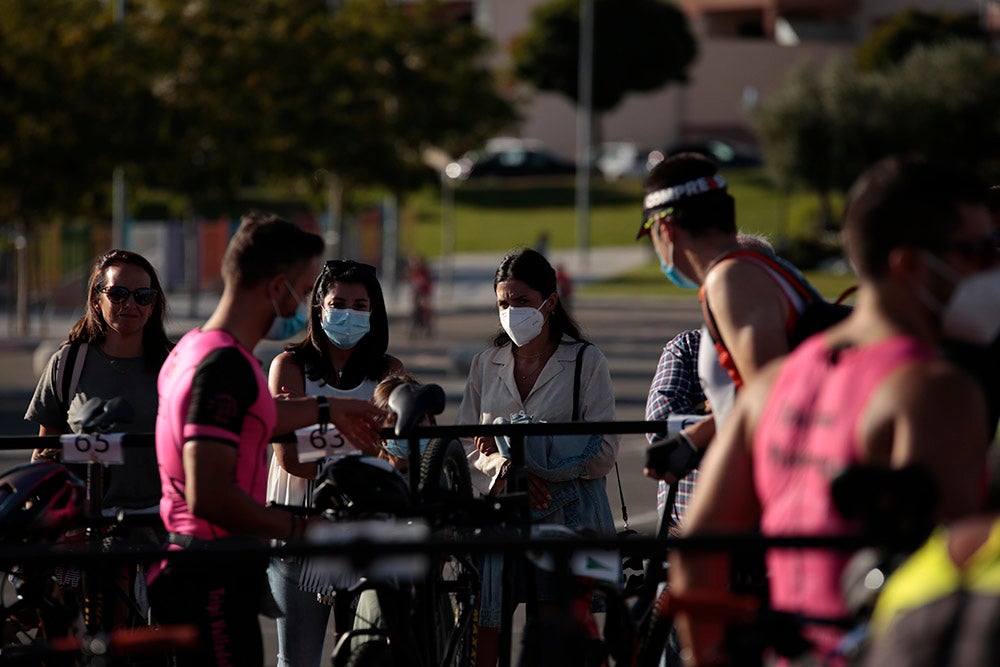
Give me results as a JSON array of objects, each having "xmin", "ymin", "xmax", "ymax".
[
  {"xmin": 156, "ymin": 328, "xmax": 276, "ymax": 541},
  {"xmin": 753, "ymin": 334, "xmax": 934, "ymax": 658}
]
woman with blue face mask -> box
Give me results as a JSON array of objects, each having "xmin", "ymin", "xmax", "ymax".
[{"xmin": 265, "ymin": 259, "xmax": 404, "ymax": 667}]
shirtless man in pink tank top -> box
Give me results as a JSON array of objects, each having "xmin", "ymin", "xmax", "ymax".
[{"xmin": 671, "ymin": 156, "xmax": 996, "ymax": 666}]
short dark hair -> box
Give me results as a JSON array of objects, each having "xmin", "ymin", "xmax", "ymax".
[
  {"xmin": 222, "ymin": 212, "xmax": 324, "ymax": 288},
  {"xmin": 67, "ymin": 249, "xmax": 172, "ymax": 371},
  {"xmin": 286, "ymin": 260, "xmax": 392, "ymax": 386},
  {"xmin": 642, "ymin": 152, "xmax": 736, "ymax": 237},
  {"xmin": 491, "ymin": 248, "xmax": 585, "ymax": 347},
  {"xmin": 844, "ymin": 156, "xmax": 988, "ymax": 279}
]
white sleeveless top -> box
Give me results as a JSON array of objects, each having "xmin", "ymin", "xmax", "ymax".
[{"xmin": 265, "ymin": 370, "xmax": 379, "ymax": 509}]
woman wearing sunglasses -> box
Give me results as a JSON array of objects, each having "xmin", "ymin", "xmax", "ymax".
[
  {"xmin": 265, "ymin": 259, "xmax": 404, "ymax": 667},
  {"xmin": 25, "ymin": 248, "xmax": 172, "ymax": 514}
]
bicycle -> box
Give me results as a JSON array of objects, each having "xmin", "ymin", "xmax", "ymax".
[
  {"xmin": 0, "ymin": 396, "xmax": 183, "ymax": 665},
  {"xmin": 627, "ymin": 463, "xmax": 941, "ymax": 667},
  {"xmin": 287, "ymin": 383, "xmax": 481, "ymax": 667}
]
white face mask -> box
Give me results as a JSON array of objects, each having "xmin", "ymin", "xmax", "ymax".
[
  {"xmin": 499, "ymin": 302, "xmax": 547, "ymax": 347},
  {"xmin": 941, "ymin": 266, "xmax": 1000, "ymax": 346}
]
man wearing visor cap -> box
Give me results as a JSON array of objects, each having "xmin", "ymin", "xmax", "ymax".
[{"xmin": 639, "ymin": 153, "xmax": 820, "ymax": 486}]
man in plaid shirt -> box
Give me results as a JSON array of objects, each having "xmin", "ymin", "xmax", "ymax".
[{"xmin": 645, "ymin": 329, "xmax": 707, "ymax": 528}]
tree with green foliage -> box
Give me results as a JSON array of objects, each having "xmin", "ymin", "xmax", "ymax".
[
  {"xmin": 0, "ymin": 0, "xmax": 155, "ymax": 227},
  {"xmin": 2, "ymin": 0, "xmax": 515, "ymax": 223},
  {"xmin": 511, "ymin": 0, "xmax": 695, "ymax": 138},
  {"xmin": 856, "ymin": 8, "xmax": 988, "ymax": 71},
  {"xmin": 132, "ymin": 0, "xmax": 515, "ymax": 213},
  {"xmin": 753, "ymin": 42, "xmax": 1000, "ymax": 233}
]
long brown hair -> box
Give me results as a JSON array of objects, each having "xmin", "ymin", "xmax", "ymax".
[{"xmin": 65, "ymin": 249, "xmax": 172, "ymax": 371}]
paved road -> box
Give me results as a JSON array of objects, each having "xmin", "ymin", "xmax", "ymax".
[{"xmin": 0, "ymin": 247, "xmax": 704, "ymax": 665}]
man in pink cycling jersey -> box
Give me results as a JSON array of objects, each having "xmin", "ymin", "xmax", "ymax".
[
  {"xmin": 150, "ymin": 212, "xmax": 384, "ymax": 667},
  {"xmin": 671, "ymin": 156, "xmax": 994, "ymax": 666}
]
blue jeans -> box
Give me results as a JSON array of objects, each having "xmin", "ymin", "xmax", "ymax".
[{"xmin": 267, "ymin": 558, "xmax": 332, "ymax": 667}]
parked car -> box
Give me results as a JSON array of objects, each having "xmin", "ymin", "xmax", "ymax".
[
  {"xmin": 454, "ymin": 137, "xmax": 578, "ymax": 179},
  {"xmin": 594, "ymin": 141, "xmax": 657, "ymax": 181},
  {"xmin": 663, "ymin": 138, "xmax": 763, "ymax": 168}
]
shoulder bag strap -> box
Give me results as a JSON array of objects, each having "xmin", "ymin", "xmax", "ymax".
[{"xmin": 573, "ymin": 342, "xmax": 631, "ymax": 528}]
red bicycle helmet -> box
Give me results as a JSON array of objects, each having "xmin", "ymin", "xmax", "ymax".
[{"xmin": 0, "ymin": 461, "xmax": 86, "ymax": 540}]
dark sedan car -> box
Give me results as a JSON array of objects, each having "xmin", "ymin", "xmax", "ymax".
[
  {"xmin": 456, "ymin": 146, "xmax": 578, "ymax": 179},
  {"xmin": 664, "ymin": 138, "xmax": 763, "ymax": 168}
]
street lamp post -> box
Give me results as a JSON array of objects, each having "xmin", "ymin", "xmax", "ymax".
[{"xmin": 575, "ymin": 0, "xmax": 594, "ymax": 268}]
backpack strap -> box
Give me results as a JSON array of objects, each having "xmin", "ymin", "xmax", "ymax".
[
  {"xmin": 699, "ymin": 249, "xmax": 820, "ymax": 389},
  {"xmin": 55, "ymin": 342, "xmax": 88, "ymax": 415}
]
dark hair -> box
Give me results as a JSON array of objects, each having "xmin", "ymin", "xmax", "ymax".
[
  {"xmin": 66, "ymin": 249, "xmax": 172, "ymax": 372},
  {"xmin": 222, "ymin": 211, "xmax": 325, "ymax": 288},
  {"xmin": 844, "ymin": 156, "xmax": 989, "ymax": 279},
  {"xmin": 643, "ymin": 152, "xmax": 736, "ymax": 237},
  {"xmin": 286, "ymin": 260, "xmax": 392, "ymax": 387},
  {"xmin": 371, "ymin": 373, "xmax": 420, "ymax": 413},
  {"xmin": 491, "ymin": 248, "xmax": 585, "ymax": 347}
]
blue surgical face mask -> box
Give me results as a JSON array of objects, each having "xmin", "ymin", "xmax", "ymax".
[
  {"xmin": 321, "ymin": 307, "xmax": 371, "ymax": 349},
  {"xmin": 265, "ymin": 281, "xmax": 309, "ymax": 340},
  {"xmin": 383, "ymin": 437, "xmax": 431, "ymax": 460},
  {"xmin": 660, "ymin": 243, "xmax": 699, "ymax": 290}
]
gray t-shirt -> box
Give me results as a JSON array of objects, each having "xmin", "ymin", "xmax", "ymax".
[{"xmin": 25, "ymin": 344, "xmax": 161, "ymax": 509}]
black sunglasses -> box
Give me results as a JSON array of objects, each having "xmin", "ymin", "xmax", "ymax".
[
  {"xmin": 99, "ymin": 285, "xmax": 158, "ymax": 306},
  {"xmin": 324, "ymin": 260, "xmax": 377, "ymax": 276}
]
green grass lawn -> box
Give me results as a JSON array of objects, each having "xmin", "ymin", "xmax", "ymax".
[
  {"xmin": 403, "ymin": 169, "xmax": 833, "ymax": 259},
  {"xmin": 581, "ymin": 259, "xmax": 858, "ymax": 301},
  {"xmin": 400, "ymin": 168, "xmax": 854, "ymax": 296}
]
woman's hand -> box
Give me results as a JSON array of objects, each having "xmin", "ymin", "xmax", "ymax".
[
  {"xmin": 474, "ymin": 435, "xmax": 498, "ymax": 455},
  {"xmin": 329, "ymin": 398, "xmax": 385, "ymax": 455},
  {"xmin": 31, "ymin": 448, "xmax": 61, "ymax": 463},
  {"xmin": 528, "ymin": 474, "xmax": 551, "ymax": 511}
]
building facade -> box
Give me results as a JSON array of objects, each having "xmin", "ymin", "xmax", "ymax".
[{"xmin": 472, "ymin": 0, "xmax": 992, "ymax": 160}]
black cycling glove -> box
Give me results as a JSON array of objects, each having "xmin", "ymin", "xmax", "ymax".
[{"xmin": 645, "ymin": 431, "xmax": 704, "ymax": 479}]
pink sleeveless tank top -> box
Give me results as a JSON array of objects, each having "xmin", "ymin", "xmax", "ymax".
[{"xmin": 753, "ymin": 334, "xmax": 934, "ymax": 657}]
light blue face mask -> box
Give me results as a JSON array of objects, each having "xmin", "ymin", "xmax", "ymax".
[
  {"xmin": 321, "ymin": 307, "xmax": 371, "ymax": 349},
  {"xmin": 659, "ymin": 244, "xmax": 699, "ymax": 290},
  {"xmin": 265, "ymin": 282, "xmax": 309, "ymax": 340},
  {"xmin": 383, "ymin": 437, "xmax": 431, "ymax": 460}
]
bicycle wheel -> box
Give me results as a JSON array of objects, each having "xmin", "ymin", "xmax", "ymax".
[
  {"xmin": 433, "ymin": 553, "xmax": 481, "ymax": 667},
  {"xmin": 418, "ymin": 438, "xmax": 472, "ymax": 504},
  {"xmin": 344, "ymin": 640, "xmax": 393, "ymax": 667},
  {"xmin": 635, "ymin": 591, "xmax": 674, "ymax": 667}
]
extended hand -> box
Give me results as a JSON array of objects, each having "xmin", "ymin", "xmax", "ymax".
[{"xmin": 330, "ymin": 399, "xmax": 384, "ymax": 456}]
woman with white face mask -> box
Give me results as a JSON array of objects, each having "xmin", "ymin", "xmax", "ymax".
[
  {"xmin": 265, "ymin": 259, "xmax": 404, "ymax": 667},
  {"xmin": 456, "ymin": 247, "xmax": 619, "ymax": 667}
]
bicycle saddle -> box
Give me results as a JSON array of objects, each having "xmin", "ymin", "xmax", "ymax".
[
  {"xmin": 387, "ymin": 383, "xmax": 445, "ymax": 436},
  {"xmin": 69, "ymin": 396, "xmax": 135, "ymax": 434}
]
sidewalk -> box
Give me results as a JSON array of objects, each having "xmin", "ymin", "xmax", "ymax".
[
  {"xmin": 392, "ymin": 245, "xmax": 652, "ymax": 315},
  {"xmin": 1, "ymin": 245, "xmax": 653, "ymax": 345}
]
